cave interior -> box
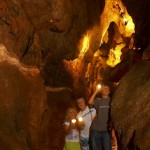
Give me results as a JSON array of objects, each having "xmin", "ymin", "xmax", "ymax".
[{"xmin": 0, "ymin": 0, "xmax": 150, "ymax": 150}]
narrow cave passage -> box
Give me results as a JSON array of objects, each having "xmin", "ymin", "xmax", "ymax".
[{"xmin": 0, "ymin": 0, "xmax": 149, "ymax": 150}]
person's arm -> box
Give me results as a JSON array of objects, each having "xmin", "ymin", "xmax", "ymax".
[
  {"xmin": 91, "ymin": 108, "xmax": 96, "ymax": 119},
  {"xmin": 64, "ymin": 121, "xmax": 78, "ymax": 135},
  {"xmin": 64, "ymin": 122, "xmax": 73, "ymax": 135},
  {"xmin": 76, "ymin": 113, "xmax": 84, "ymax": 130},
  {"xmin": 89, "ymin": 89, "xmax": 99, "ymax": 105},
  {"xmin": 77, "ymin": 121, "xmax": 84, "ymax": 130}
]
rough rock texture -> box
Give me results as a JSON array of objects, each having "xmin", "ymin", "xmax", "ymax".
[
  {"xmin": 111, "ymin": 61, "xmax": 150, "ymax": 150},
  {"xmin": 0, "ymin": 44, "xmax": 46, "ymax": 150},
  {"xmin": 39, "ymin": 87, "xmax": 74, "ymax": 150},
  {"xmin": 122, "ymin": 0, "xmax": 150, "ymax": 46},
  {"xmin": 0, "ymin": 0, "xmax": 149, "ymax": 87},
  {"xmin": 0, "ymin": 0, "xmax": 150, "ymax": 149},
  {"xmin": 0, "ymin": 0, "xmax": 42, "ymax": 66}
]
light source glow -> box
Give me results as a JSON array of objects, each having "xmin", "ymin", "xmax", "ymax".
[
  {"xmin": 78, "ymin": 117, "xmax": 83, "ymax": 122},
  {"xmin": 71, "ymin": 119, "xmax": 76, "ymax": 124},
  {"xmin": 106, "ymin": 43, "xmax": 125, "ymax": 67},
  {"xmin": 79, "ymin": 34, "xmax": 90, "ymax": 57},
  {"xmin": 97, "ymin": 84, "xmax": 102, "ymax": 89}
]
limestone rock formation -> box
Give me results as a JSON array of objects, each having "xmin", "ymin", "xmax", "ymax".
[
  {"xmin": 111, "ymin": 61, "xmax": 150, "ymax": 150},
  {"xmin": 0, "ymin": 44, "xmax": 46, "ymax": 150},
  {"xmin": 39, "ymin": 87, "xmax": 73, "ymax": 150},
  {"xmin": 0, "ymin": 0, "xmax": 150, "ymax": 149}
]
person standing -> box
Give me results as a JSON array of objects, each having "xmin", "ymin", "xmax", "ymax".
[
  {"xmin": 89, "ymin": 84, "xmax": 111, "ymax": 150},
  {"xmin": 77, "ymin": 97, "xmax": 96, "ymax": 150},
  {"xmin": 64, "ymin": 107, "xmax": 81, "ymax": 150}
]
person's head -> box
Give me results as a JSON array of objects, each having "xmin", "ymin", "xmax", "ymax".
[
  {"xmin": 66, "ymin": 107, "xmax": 77, "ymax": 120},
  {"xmin": 76, "ymin": 97, "xmax": 87, "ymax": 111},
  {"xmin": 101, "ymin": 84, "xmax": 110, "ymax": 98}
]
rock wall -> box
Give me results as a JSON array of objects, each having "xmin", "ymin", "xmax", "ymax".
[
  {"xmin": 0, "ymin": 44, "xmax": 46, "ymax": 150},
  {"xmin": 0, "ymin": 0, "xmax": 150, "ymax": 149},
  {"xmin": 39, "ymin": 87, "xmax": 74, "ymax": 150},
  {"xmin": 111, "ymin": 61, "xmax": 150, "ymax": 150}
]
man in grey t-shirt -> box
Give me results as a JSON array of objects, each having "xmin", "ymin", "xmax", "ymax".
[{"xmin": 89, "ymin": 84, "xmax": 111, "ymax": 150}]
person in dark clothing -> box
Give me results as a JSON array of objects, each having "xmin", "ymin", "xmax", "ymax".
[{"xmin": 89, "ymin": 84, "xmax": 111, "ymax": 150}]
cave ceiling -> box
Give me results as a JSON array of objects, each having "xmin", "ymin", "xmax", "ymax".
[{"xmin": 0, "ymin": 0, "xmax": 150, "ymax": 98}]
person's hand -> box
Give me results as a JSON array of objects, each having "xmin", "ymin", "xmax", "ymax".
[
  {"xmin": 95, "ymin": 88, "xmax": 100, "ymax": 93},
  {"xmin": 77, "ymin": 121, "xmax": 84, "ymax": 130},
  {"xmin": 107, "ymin": 122, "xmax": 113, "ymax": 131},
  {"xmin": 95, "ymin": 84, "xmax": 101, "ymax": 93},
  {"xmin": 70, "ymin": 119, "xmax": 77, "ymax": 128}
]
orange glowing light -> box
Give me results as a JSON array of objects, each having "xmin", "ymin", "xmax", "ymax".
[
  {"xmin": 125, "ymin": 17, "xmax": 135, "ymax": 33},
  {"xmin": 121, "ymin": 14, "xmax": 135, "ymax": 37},
  {"xmin": 79, "ymin": 34, "xmax": 90, "ymax": 57},
  {"xmin": 71, "ymin": 119, "xmax": 76, "ymax": 124},
  {"xmin": 106, "ymin": 43, "xmax": 125, "ymax": 67},
  {"xmin": 94, "ymin": 50, "xmax": 101, "ymax": 57},
  {"xmin": 97, "ymin": 84, "xmax": 102, "ymax": 89},
  {"xmin": 78, "ymin": 117, "xmax": 83, "ymax": 122}
]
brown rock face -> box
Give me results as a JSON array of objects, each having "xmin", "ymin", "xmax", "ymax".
[
  {"xmin": 0, "ymin": 0, "xmax": 149, "ymax": 89},
  {"xmin": 111, "ymin": 61, "xmax": 150, "ymax": 150},
  {"xmin": 0, "ymin": 0, "xmax": 150, "ymax": 149},
  {"xmin": 39, "ymin": 87, "xmax": 74, "ymax": 150},
  {"xmin": 0, "ymin": 0, "xmax": 41, "ymax": 66},
  {"xmin": 0, "ymin": 45, "xmax": 46, "ymax": 150}
]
